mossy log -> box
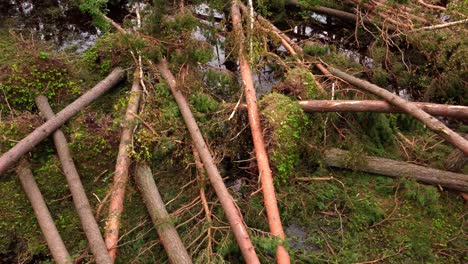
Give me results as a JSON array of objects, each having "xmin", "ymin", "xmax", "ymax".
[
  {"xmin": 297, "ymin": 100, "xmax": 468, "ymax": 120},
  {"xmin": 134, "ymin": 163, "xmax": 192, "ymax": 264},
  {"xmin": 35, "ymin": 95, "xmax": 112, "ymax": 264},
  {"xmin": 324, "ymin": 148, "xmax": 468, "ymax": 192},
  {"xmin": 105, "ymin": 71, "xmax": 142, "ymax": 261},
  {"xmin": 329, "ymin": 67, "xmax": 468, "ymax": 155},
  {"xmin": 156, "ymin": 59, "xmax": 260, "ymax": 264},
  {"xmin": 0, "ymin": 68, "xmax": 125, "ymax": 175},
  {"xmin": 232, "ymin": 2, "xmax": 290, "ymax": 263},
  {"xmin": 15, "ymin": 159, "xmax": 71, "ymax": 264}
]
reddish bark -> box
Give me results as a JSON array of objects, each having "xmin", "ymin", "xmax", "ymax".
[
  {"xmin": 297, "ymin": 100, "xmax": 468, "ymax": 120},
  {"xmin": 231, "ymin": 2, "xmax": 290, "ymax": 263},
  {"xmin": 156, "ymin": 59, "xmax": 260, "ymax": 264},
  {"xmin": 105, "ymin": 72, "xmax": 142, "ymax": 260}
]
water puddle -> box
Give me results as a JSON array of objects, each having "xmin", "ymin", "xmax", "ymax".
[{"xmin": 0, "ymin": 0, "xmax": 128, "ymax": 53}]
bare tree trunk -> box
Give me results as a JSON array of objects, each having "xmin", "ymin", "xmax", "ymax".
[
  {"xmin": 15, "ymin": 159, "xmax": 71, "ymax": 264},
  {"xmin": 134, "ymin": 163, "xmax": 192, "ymax": 264},
  {"xmin": 0, "ymin": 68, "xmax": 125, "ymax": 175},
  {"xmin": 35, "ymin": 96, "xmax": 112, "ymax": 264},
  {"xmin": 156, "ymin": 59, "xmax": 260, "ymax": 264},
  {"xmin": 324, "ymin": 148, "xmax": 468, "ymax": 192},
  {"xmin": 328, "ymin": 67, "xmax": 468, "ymax": 155},
  {"xmin": 231, "ymin": 2, "xmax": 290, "ymax": 263},
  {"xmin": 104, "ymin": 72, "xmax": 142, "ymax": 261},
  {"xmin": 297, "ymin": 100, "xmax": 468, "ymax": 119}
]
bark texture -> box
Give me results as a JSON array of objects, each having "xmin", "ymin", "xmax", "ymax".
[
  {"xmin": 324, "ymin": 148, "xmax": 468, "ymax": 192},
  {"xmin": 0, "ymin": 68, "xmax": 125, "ymax": 175},
  {"xmin": 329, "ymin": 67, "xmax": 468, "ymax": 155},
  {"xmin": 157, "ymin": 59, "xmax": 260, "ymax": 264},
  {"xmin": 297, "ymin": 100, "xmax": 468, "ymax": 119},
  {"xmin": 35, "ymin": 95, "xmax": 112, "ymax": 264},
  {"xmin": 15, "ymin": 159, "xmax": 71, "ymax": 264},
  {"xmin": 134, "ymin": 163, "xmax": 192, "ymax": 264},
  {"xmin": 105, "ymin": 72, "xmax": 142, "ymax": 261},
  {"xmin": 231, "ymin": 2, "xmax": 290, "ymax": 263}
]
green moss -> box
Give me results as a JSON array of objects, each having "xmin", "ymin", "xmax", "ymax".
[
  {"xmin": 260, "ymin": 93, "xmax": 309, "ymax": 185},
  {"xmin": 303, "ymin": 43, "xmax": 329, "ymax": 56}
]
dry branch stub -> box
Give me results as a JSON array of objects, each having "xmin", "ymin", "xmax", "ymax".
[
  {"xmin": 15, "ymin": 159, "xmax": 71, "ymax": 264},
  {"xmin": 35, "ymin": 95, "xmax": 112, "ymax": 264},
  {"xmin": 328, "ymin": 67, "xmax": 468, "ymax": 155},
  {"xmin": 156, "ymin": 59, "xmax": 260, "ymax": 264},
  {"xmin": 105, "ymin": 71, "xmax": 142, "ymax": 261},
  {"xmin": 231, "ymin": 1, "xmax": 290, "ymax": 263},
  {"xmin": 135, "ymin": 163, "xmax": 192, "ymax": 264},
  {"xmin": 0, "ymin": 68, "xmax": 125, "ymax": 175},
  {"xmin": 324, "ymin": 148, "xmax": 468, "ymax": 192}
]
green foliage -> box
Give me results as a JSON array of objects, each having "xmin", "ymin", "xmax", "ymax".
[
  {"xmin": 81, "ymin": 33, "xmax": 136, "ymax": 75},
  {"xmin": 170, "ymin": 40, "xmax": 213, "ymax": 66},
  {"xmin": 79, "ymin": 0, "xmax": 110, "ymax": 31},
  {"xmin": 303, "ymin": 43, "xmax": 329, "ymax": 56},
  {"xmin": 260, "ymin": 93, "xmax": 309, "ymax": 185},
  {"xmin": 190, "ymin": 93, "xmax": 218, "ymax": 113},
  {"xmin": 354, "ymin": 113, "xmax": 397, "ymax": 152},
  {"xmin": 204, "ymin": 69, "xmax": 238, "ymax": 100},
  {"xmin": 0, "ymin": 63, "xmax": 79, "ymax": 113},
  {"xmin": 164, "ymin": 13, "xmax": 199, "ymax": 34},
  {"xmin": 402, "ymin": 178, "xmax": 441, "ymax": 215},
  {"xmin": 371, "ymin": 67, "xmax": 389, "ymax": 87}
]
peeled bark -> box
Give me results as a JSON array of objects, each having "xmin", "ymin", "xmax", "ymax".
[
  {"xmin": 15, "ymin": 159, "xmax": 71, "ymax": 264},
  {"xmin": 35, "ymin": 96, "xmax": 112, "ymax": 264},
  {"xmin": 0, "ymin": 68, "xmax": 125, "ymax": 175},
  {"xmin": 156, "ymin": 59, "xmax": 260, "ymax": 264},
  {"xmin": 328, "ymin": 67, "xmax": 468, "ymax": 155},
  {"xmin": 297, "ymin": 100, "xmax": 468, "ymax": 120},
  {"xmin": 231, "ymin": 2, "xmax": 290, "ymax": 263},
  {"xmin": 134, "ymin": 163, "xmax": 192, "ymax": 264},
  {"xmin": 324, "ymin": 148, "xmax": 468, "ymax": 192},
  {"xmin": 105, "ymin": 72, "xmax": 142, "ymax": 261}
]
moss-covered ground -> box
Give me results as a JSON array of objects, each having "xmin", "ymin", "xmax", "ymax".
[{"xmin": 0, "ymin": 1, "xmax": 467, "ymax": 263}]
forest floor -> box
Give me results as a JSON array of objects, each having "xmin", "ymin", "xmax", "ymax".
[{"xmin": 0, "ymin": 0, "xmax": 467, "ymax": 263}]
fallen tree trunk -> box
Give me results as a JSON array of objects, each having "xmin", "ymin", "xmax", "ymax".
[
  {"xmin": 156, "ymin": 59, "xmax": 260, "ymax": 264},
  {"xmin": 237, "ymin": 100, "xmax": 468, "ymax": 120},
  {"xmin": 324, "ymin": 148, "xmax": 468, "ymax": 192},
  {"xmin": 35, "ymin": 96, "xmax": 112, "ymax": 264},
  {"xmin": 15, "ymin": 159, "xmax": 71, "ymax": 264},
  {"xmin": 286, "ymin": 0, "xmax": 373, "ymax": 25},
  {"xmin": 0, "ymin": 68, "xmax": 125, "ymax": 175},
  {"xmin": 105, "ymin": 71, "xmax": 142, "ymax": 261},
  {"xmin": 297, "ymin": 100, "xmax": 468, "ymax": 119},
  {"xmin": 328, "ymin": 67, "xmax": 468, "ymax": 155},
  {"xmin": 231, "ymin": 2, "xmax": 290, "ymax": 263},
  {"xmin": 134, "ymin": 163, "xmax": 192, "ymax": 264}
]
